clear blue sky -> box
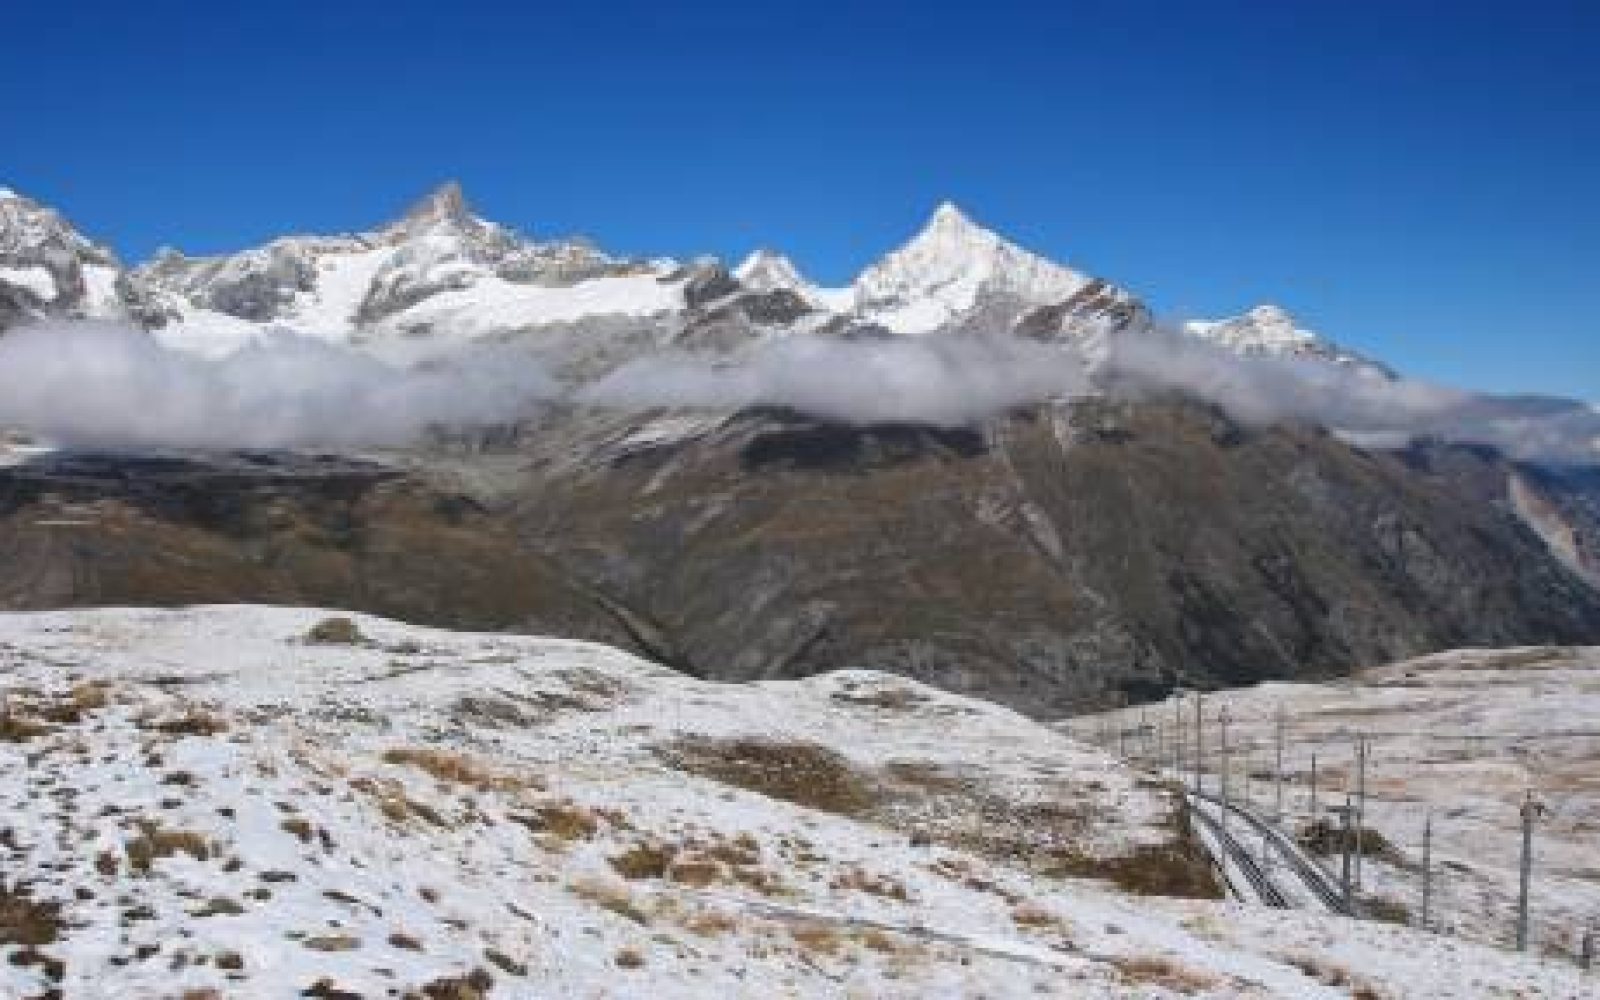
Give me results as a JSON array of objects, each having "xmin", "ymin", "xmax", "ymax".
[{"xmin": 4, "ymin": 1, "xmax": 1596, "ymax": 399}]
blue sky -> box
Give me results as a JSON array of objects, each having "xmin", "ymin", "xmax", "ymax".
[{"xmin": 3, "ymin": 1, "xmax": 1596, "ymax": 399}]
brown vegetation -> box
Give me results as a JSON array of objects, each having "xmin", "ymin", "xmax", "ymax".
[
  {"xmin": 659, "ymin": 737, "xmax": 875, "ymax": 816},
  {"xmin": 1111, "ymin": 955, "xmax": 1220, "ymax": 994},
  {"xmin": 610, "ymin": 842, "xmax": 675, "ymax": 880},
  {"xmin": 381, "ymin": 745, "xmax": 537, "ymax": 793},
  {"xmin": 125, "ymin": 820, "xmax": 211, "ymax": 874},
  {"xmin": 0, "ymin": 879, "xmax": 62, "ymax": 946},
  {"xmin": 1298, "ymin": 819, "xmax": 1400, "ymax": 862},
  {"xmin": 306, "ymin": 616, "xmax": 364, "ymax": 645}
]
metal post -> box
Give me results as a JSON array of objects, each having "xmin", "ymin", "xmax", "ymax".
[
  {"xmin": 1333, "ymin": 797, "xmax": 1355, "ymax": 911},
  {"xmin": 1275, "ymin": 704, "xmax": 1286, "ymax": 820},
  {"xmin": 1518, "ymin": 790, "xmax": 1540, "ymax": 952},
  {"xmin": 1172, "ymin": 694, "xmax": 1183, "ymax": 776},
  {"xmin": 1193, "ymin": 692, "xmax": 1204, "ymax": 794},
  {"xmin": 1355, "ymin": 734, "xmax": 1367, "ymax": 890},
  {"xmin": 1310, "ymin": 752, "xmax": 1319, "ymax": 818},
  {"xmin": 1219, "ymin": 704, "xmax": 1231, "ymax": 838},
  {"xmin": 1421, "ymin": 811, "xmax": 1432, "ymax": 931},
  {"xmin": 1305, "ymin": 748, "xmax": 1318, "ymax": 819}
]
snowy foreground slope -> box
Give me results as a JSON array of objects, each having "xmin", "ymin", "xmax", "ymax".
[{"xmin": 0, "ymin": 607, "xmax": 1589, "ymax": 998}]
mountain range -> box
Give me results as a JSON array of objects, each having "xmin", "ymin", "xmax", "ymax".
[
  {"xmin": 0, "ymin": 182, "xmax": 1381, "ymax": 372},
  {"xmin": 1, "ymin": 182, "xmax": 1598, "ymax": 714}
]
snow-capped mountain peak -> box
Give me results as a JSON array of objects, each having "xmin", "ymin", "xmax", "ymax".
[
  {"xmin": 0, "ymin": 186, "xmax": 125, "ymax": 324},
  {"xmin": 853, "ymin": 202, "xmax": 1094, "ymax": 334},
  {"xmin": 734, "ymin": 248, "xmax": 808, "ymax": 292},
  {"xmin": 1183, "ymin": 303, "xmax": 1387, "ymax": 374}
]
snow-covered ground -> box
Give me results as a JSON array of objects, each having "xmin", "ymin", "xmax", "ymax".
[
  {"xmin": 1073, "ymin": 646, "xmax": 1600, "ymax": 965},
  {"xmin": 1, "ymin": 607, "xmax": 1590, "ymax": 998}
]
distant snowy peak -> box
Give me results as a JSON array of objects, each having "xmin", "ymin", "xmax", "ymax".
[
  {"xmin": 114, "ymin": 183, "xmax": 683, "ymax": 353},
  {"xmin": 1185, "ymin": 304, "xmax": 1386, "ymax": 373},
  {"xmin": 853, "ymin": 202, "xmax": 1097, "ymax": 334},
  {"xmin": 734, "ymin": 248, "xmax": 808, "ymax": 292},
  {"xmin": 1184, "ymin": 305, "xmax": 1318, "ymax": 354},
  {"xmin": 733, "ymin": 248, "xmax": 852, "ymax": 313},
  {"xmin": 0, "ymin": 186, "xmax": 126, "ymax": 324}
]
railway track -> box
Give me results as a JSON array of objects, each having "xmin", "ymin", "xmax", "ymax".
[
  {"xmin": 1186, "ymin": 793, "xmax": 1289, "ymax": 908},
  {"xmin": 1189, "ymin": 789, "xmax": 1353, "ymax": 916}
]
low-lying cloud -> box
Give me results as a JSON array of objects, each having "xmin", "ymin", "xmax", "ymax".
[
  {"xmin": 579, "ymin": 333, "xmax": 1093, "ymax": 427},
  {"xmin": 0, "ymin": 318, "xmax": 1594, "ymax": 465},
  {"xmin": 1103, "ymin": 326, "xmax": 1600, "ymax": 464},
  {"xmin": 0, "ymin": 321, "xmax": 554, "ymax": 449}
]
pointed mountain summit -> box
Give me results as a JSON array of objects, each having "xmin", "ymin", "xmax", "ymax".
[
  {"xmin": 1184, "ymin": 304, "xmax": 1388, "ymax": 373},
  {"xmin": 853, "ymin": 201, "xmax": 1099, "ymax": 335},
  {"xmin": 0, "ymin": 185, "xmax": 127, "ymax": 325},
  {"xmin": 734, "ymin": 248, "xmax": 811, "ymax": 293},
  {"xmin": 399, "ymin": 180, "xmax": 474, "ymax": 228}
]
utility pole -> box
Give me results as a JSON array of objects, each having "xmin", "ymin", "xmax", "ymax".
[
  {"xmin": 1355, "ymin": 734, "xmax": 1368, "ymax": 890},
  {"xmin": 1420, "ymin": 811, "xmax": 1433, "ymax": 932},
  {"xmin": 1219, "ymin": 704, "xmax": 1231, "ymax": 838},
  {"xmin": 1274, "ymin": 704, "xmax": 1286, "ymax": 820},
  {"xmin": 1331, "ymin": 797, "xmax": 1355, "ymax": 912},
  {"xmin": 1172, "ymin": 693, "xmax": 1183, "ymax": 776},
  {"xmin": 1518, "ymin": 789, "xmax": 1542, "ymax": 952},
  {"xmin": 1310, "ymin": 752, "xmax": 1319, "ymax": 818}
]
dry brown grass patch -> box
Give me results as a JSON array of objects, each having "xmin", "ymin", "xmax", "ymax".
[
  {"xmin": 667, "ymin": 856, "xmax": 723, "ymax": 888},
  {"xmin": 381, "ymin": 745, "xmax": 537, "ymax": 793},
  {"xmin": 0, "ymin": 711, "xmax": 52, "ymax": 742},
  {"xmin": 125, "ymin": 820, "xmax": 212, "ymax": 874},
  {"xmin": 303, "ymin": 933, "xmax": 361, "ymax": 952},
  {"xmin": 830, "ymin": 866, "xmax": 908, "ymax": 900},
  {"xmin": 610, "ymin": 842, "xmax": 676, "ymax": 880},
  {"xmin": 0, "ymin": 880, "xmax": 62, "ymax": 946},
  {"xmin": 144, "ymin": 706, "xmax": 230, "ymax": 737},
  {"xmin": 510, "ymin": 801, "xmax": 600, "ymax": 841},
  {"xmin": 789, "ymin": 921, "xmax": 843, "ymax": 955},
  {"xmin": 659, "ymin": 737, "xmax": 876, "ymax": 816},
  {"xmin": 1010, "ymin": 902, "xmax": 1065, "ymax": 930},
  {"xmin": 569, "ymin": 877, "xmax": 649, "ymax": 925},
  {"xmin": 684, "ymin": 909, "xmax": 738, "ymax": 936},
  {"xmin": 413, "ymin": 968, "xmax": 494, "ymax": 999},
  {"xmin": 614, "ymin": 946, "xmax": 645, "ymax": 969},
  {"xmin": 349, "ymin": 775, "xmax": 448, "ymax": 827},
  {"xmin": 306, "ymin": 616, "xmax": 364, "ymax": 645},
  {"xmin": 1112, "ymin": 955, "xmax": 1219, "ymax": 994},
  {"xmin": 1298, "ymin": 819, "xmax": 1400, "ymax": 863}
]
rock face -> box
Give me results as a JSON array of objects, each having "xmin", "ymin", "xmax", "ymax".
[
  {"xmin": 501, "ymin": 400, "xmax": 1600, "ymax": 715},
  {"xmin": 0, "ymin": 451, "xmax": 645, "ymax": 654},
  {"xmin": 0, "ymin": 189, "xmax": 125, "ymax": 325}
]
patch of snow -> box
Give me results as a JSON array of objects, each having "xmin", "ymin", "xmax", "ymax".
[
  {"xmin": 382, "ymin": 272, "xmax": 684, "ymax": 340},
  {"xmin": 0, "ymin": 265, "xmax": 56, "ymax": 300}
]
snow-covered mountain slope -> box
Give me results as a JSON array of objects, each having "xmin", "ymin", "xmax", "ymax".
[
  {"xmin": 853, "ymin": 202, "xmax": 1102, "ymax": 335},
  {"xmin": 120, "ymin": 183, "xmax": 686, "ymax": 359},
  {"xmin": 0, "ymin": 189, "xmax": 128, "ymax": 327},
  {"xmin": 1185, "ymin": 304, "xmax": 1385, "ymax": 374},
  {"xmin": 732, "ymin": 248, "xmax": 852, "ymax": 312},
  {"xmin": 0, "ymin": 605, "xmax": 1585, "ymax": 999}
]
